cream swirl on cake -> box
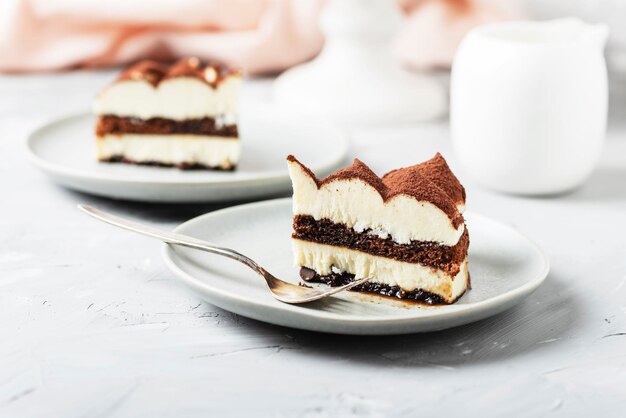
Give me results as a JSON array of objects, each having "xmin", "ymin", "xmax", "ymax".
[
  {"xmin": 287, "ymin": 153, "xmax": 470, "ymax": 305},
  {"xmin": 94, "ymin": 58, "xmax": 242, "ymax": 170}
]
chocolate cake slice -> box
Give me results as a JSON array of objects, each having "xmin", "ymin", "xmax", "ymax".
[
  {"xmin": 94, "ymin": 58, "xmax": 242, "ymax": 170},
  {"xmin": 287, "ymin": 153, "xmax": 469, "ymax": 304}
]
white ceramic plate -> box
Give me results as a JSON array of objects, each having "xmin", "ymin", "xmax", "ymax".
[
  {"xmin": 25, "ymin": 102, "xmax": 348, "ymax": 203},
  {"xmin": 163, "ymin": 198, "xmax": 549, "ymax": 335}
]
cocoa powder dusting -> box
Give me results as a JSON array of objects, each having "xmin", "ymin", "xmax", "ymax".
[{"xmin": 116, "ymin": 58, "xmax": 241, "ymax": 88}]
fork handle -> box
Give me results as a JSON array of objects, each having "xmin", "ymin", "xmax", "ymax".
[{"xmin": 78, "ymin": 205, "xmax": 262, "ymax": 274}]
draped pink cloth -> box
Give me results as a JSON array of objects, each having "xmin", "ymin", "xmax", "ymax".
[
  {"xmin": 0, "ymin": 0, "xmax": 326, "ymax": 74},
  {"xmin": 0, "ymin": 0, "xmax": 507, "ymax": 73},
  {"xmin": 394, "ymin": 0, "xmax": 510, "ymax": 70}
]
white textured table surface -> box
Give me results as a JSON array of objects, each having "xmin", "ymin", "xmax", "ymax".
[{"xmin": 1, "ymin": 71, "xmax": 626, "ymax": 417}]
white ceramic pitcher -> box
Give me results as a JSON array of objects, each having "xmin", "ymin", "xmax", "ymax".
[{"xmin": 451, "ymin": 18, "xmax": 609, "ymax": 195}]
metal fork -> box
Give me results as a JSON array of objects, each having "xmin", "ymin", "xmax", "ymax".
[{"xmin": 78, "ymin": 205, "xmax": 369, "ymax": 304}]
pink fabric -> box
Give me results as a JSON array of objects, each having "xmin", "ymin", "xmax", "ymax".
[
  {"xmin": 394, "ymin": 0, "xmax": 510, "ymax": 70},
  {"xmin": 0, "ymin": 0, "xmax": 325, "ymax": 74}
]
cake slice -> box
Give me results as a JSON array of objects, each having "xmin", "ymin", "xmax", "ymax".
[
  {"xmin": 287, "ymin": 153, "xmax": 469, "ymax": 304},
  {"xmin": 94, "ymin": 58, "xmax": 242, "ymax": 170}
]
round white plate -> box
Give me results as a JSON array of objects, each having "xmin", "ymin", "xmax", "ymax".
[
  {"xmin": 163, "ymin": 198, "xmax": 550, "ymax": 335},
  {"xmin": 25, "ymin": 102, "xmax": 348, "ymax": 203}
]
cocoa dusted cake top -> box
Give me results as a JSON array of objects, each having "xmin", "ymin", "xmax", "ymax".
[
  {"xmin": 383, "ymin": 153, "xmax": 466, "ymax": 209},
  {"xmin": 117, "ymin": 58, "xmax": 242, "ymax": 88},
  {"xmin": 287, "ymin": 153, "xmax": 465, "ymax": 228}
]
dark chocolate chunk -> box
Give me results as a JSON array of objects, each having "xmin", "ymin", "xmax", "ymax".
[{"xmin": 299, "ymin": 267, "xmax": 317, "ymax": 281}]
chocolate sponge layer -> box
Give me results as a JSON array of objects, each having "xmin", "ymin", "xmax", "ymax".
[
  {"xmin": 292, "ymin": 215, "xmax": 469, "ymax": 276},
  {"xmin": 96, "ymin": 115, "xmax": 238, "ymax": 137}
]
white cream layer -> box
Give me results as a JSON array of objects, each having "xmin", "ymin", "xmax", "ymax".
[
  {"xmin": 94, "ymin": 76, "xmax": 241, "ymax": 120},
  {"xmin": 293, "ymin": 240, "xmax": 468, "ymax": 302},
  {"xmin": 96, "ymin": 134, "xmax": 240, "ymax": 169},
  {"xmin": 288, "ymin": 161, "xmax": 464, "ymax": 246}
]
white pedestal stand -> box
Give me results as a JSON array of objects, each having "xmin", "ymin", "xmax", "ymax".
[{"xmin": 273, "ymin": 0, "xmax": 447, "ymax": 126}]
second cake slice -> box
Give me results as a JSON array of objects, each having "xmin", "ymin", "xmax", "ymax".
[{"xmin": 94, "ymin": 58, "xmax": 242, "ymax": 170}]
